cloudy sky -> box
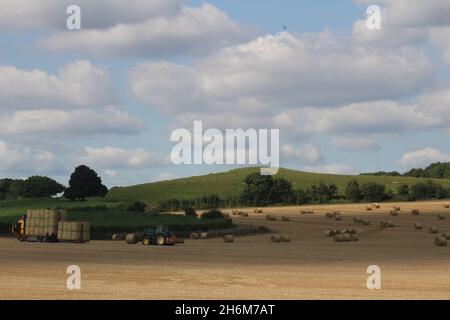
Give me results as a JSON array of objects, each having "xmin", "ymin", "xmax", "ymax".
[{"xmin": 1, "ymin": 0, "xmax": 450, "ymax": 187}]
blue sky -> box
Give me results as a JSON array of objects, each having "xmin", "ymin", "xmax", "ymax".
[{"xmin": 1, "ymin": 0, "xmax": 450, "ymax": 187}]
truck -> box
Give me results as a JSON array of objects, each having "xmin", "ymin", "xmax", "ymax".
[{"xmin": 11, "ymin": 209, "xmax": 89, "ymax": 243}]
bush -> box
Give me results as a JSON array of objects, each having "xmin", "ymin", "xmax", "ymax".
[
  {"xmin": 201, "ymin": 209, "xmax": 224, "ymax": 220},
  {"xmin": 183, "ymin": 207, "xmax": 197, "ymax": 217}
]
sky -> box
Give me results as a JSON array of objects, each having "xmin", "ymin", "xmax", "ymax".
[{"xmin": 1, "ymin": 0, "xmax": 450, "ymax": 187}]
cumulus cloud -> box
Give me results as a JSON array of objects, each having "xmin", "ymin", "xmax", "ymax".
[
  {"xmin": 130, "ymin": 32, "xmax": 434, "ymax": 117},
  {"xmin": 0, "ymin": 0, "xmax": 183, "ymax": 29},
  {"xmin": 0, "ymin": 61, "xmax": 117, "ymax": 110},
  {"xmin": 397, "ymin": 148, "xmax": 450, "ymax": 168},
  {"xmin": 0, "ymin": 140, "xmax": 59, "ymax": 175},
  {"xmin": 0, "ymin": 106, "xmax": 142, "ymax": 136},
  {"xmin": 281, "ymin": 144, "xmax": 321, "ymax": 165},
  {"xmin": 40, "ymin": 3, "xmax": 252, "ymax": 58},
  {"xmin": 75, "ymin": 146, "xmax": 170, "ymax": 170}
]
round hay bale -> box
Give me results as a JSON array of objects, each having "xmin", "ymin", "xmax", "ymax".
[
  {"xmin": 281, "ymin": 216, "xmax": 290, "ymax": 221},
  {"xmin": 444, "ymin": 204, "xmax": 450, "ymax": 209},
  {"xmin": 366, "ymin": 206, "xmax": 372, "ymax": 211},
  {"xmin": 349, "ymin": 229, "xmax": 357, "ymax": 235},
  {"xmin": 326, "ymin": 212, "xmax": 334, "ymax": 218},
  {"xmin": 126, "ymin": 234, "xmax": 138, "ymax": 244},
  {"xmin": 362, "ymin": 219, "xmax": 370, "ymax": 226},
  {"xmin": 307, "ymin": 210, "xmax": 314, "ymax": 215},
  {"xmin": 412, "ymin": 209, "xmax": 420, "ymax": 215},
  {"xmin": 112, "ymin": 234, "xmax": 120, "ymax": 241},
  {"xmin": 414, "ymin": 223, "xmax": 423, "ymax": 230},
  {"xmin": 223, "ymin": 235, "xmax": 234, "ymax": 243},
  {"xmin": 390, "ymin": 210, "xmax": 398, "ymax": 216},
  {"xmin": 200, "ymin": 232, "xmax": 208, "ymax": 239},
  {"xmin": 334, "ymin": 234, "xmax": 345, "ymax": 242},
  {"xmin": 434, "ymin": 236, "xmax": 447, "ymax": 247},
  {"xmin": 325, "ymin": 229, "xmax": 337, "ymax": 237},
  {"xmin": 280, "ymin": 235, "xmax": 291, "ymax": 242},
  {"xmin": 270, "ymin": 235, "xmax": 282, "ymax": 243},
  {"xmin": 438, "ymin": 214, "xmax": 446, "ymax": 220},
  {"xmin": 334, "ymin": 214, "xmax": 342, "ymax": 221},
  {"xmin": 351, "ymin": 234, "xmax": 359, "ymax": 242},
  {"xmin": 353, "ymin": 217, "xmax": 362, "ymax": 223},
  {"xmin": 429, "ymin": 226, "xmax": 439, "ymax": 234},
  {"xmin": 190, "ymin": 232, "xmax": 200, "ymax": 240},
  {"xmin": 265, "ymin": 214, "xmax": 277, "ymax": 221},
  {"xmin": 301, "ymin": 210, "xmax": 307, "ymax": 215},
  {"xmin": 441, "ymin": 232, "xmax": 450, "ymax": 240},
  {"xmin": 343, "ymin": 234, "xmax": 352, "ymax": 242}
]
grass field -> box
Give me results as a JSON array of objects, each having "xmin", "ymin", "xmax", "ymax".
[{"xmin": 106, "ymin": 167, "xmax": 450, "ymax": 202}]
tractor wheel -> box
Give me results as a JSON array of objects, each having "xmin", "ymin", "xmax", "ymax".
[
  {"xmin": 143, "ymin": 238, "xmax": 150, "ymax": 246},
  {"xmin": 156, "ymin": 234, "xmax": 166, "ymax": 246}
]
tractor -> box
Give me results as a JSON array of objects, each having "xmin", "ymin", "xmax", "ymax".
[{"xmin": 142, "ymin": 225, "xmax": 177, "ymax": 246}]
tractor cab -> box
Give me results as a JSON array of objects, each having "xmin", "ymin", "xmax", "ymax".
[
  {"xmin": 11, "ymin": 215, "xmax": 26, "ymax": 240},
  {"xmin": 142, "ymin": 225, "xmax": 176, "ymax": 246}
]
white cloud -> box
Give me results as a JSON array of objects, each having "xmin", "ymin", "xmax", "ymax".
[
  {"xmin": 281, "ymin": 144, "xmax": 321, "ymax": 165},
  {"xmin": 0, "ymin": 140, "xmax": 58, "ymax": 175},
  {"xmin": 155, "ymin": 172, "xmax": 178, "ymax": 181},
  {"xmin": 75, "ymin": 146, "xmax": 170, "ymax": 170},
  {"xmin": 331, "ymin": 136, "xmax": 379, "ymax": 151},
  {"xmin": 0, "ymin": 61, "xmax": 117, "ymax": 110},
  {"xmin": 40, "ymin": 4, "xmax": 251, "ymax": 57},
  {"xmin": 130, "ymin": 32, "xmax": 434, "ymax": 117},
  {"xmin": 303, "ymin": 163, "xmax": 355, "ymax": 175},
  {"xmin": 397, "ymin": 148, "xmax": 450, "ymax": 168},
  {"xmin": 0, "ymin": 106, "xmax": 142, "ymax": 136},
  {"xmin": 0, "ymin": 0, "xmax": 183, "ymax": 29}
]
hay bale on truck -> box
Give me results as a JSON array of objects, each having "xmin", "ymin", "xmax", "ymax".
[
  {"xmin": 14, "ymin": 209, "xmax": 66, "ymax": 242},
  {"xmin": 57, "ymin": 221, "xmax": 90, "ymax": 243}
]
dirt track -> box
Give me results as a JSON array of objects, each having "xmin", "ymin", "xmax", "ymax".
[{"xmin": 1, "ymin": 201, "xmax": 450, "ymax": 300}]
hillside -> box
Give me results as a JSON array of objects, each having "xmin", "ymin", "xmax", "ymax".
[{"xmin": 106, "ymin": 167, "xmax": 450, "ymax": 203}]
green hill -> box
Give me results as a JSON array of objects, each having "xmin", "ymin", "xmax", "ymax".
[{"xmin": 106, "ymin": 167, "xmax": 450, "ymax": 203}]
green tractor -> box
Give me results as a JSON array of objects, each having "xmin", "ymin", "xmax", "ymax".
[{"xmin": 142, "ymin": 225, "xmax": 177, "ymax": 246}]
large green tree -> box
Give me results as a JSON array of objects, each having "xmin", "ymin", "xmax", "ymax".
[
  {"xmin": 22, "ymin": 176, "xmax": 65, "ymax": 198},
  {"xmin": 64, "ymin": 165, "xmax": 108, "ymax": 201},
  {"xmin": 345, "ymin": 180, "xmax": 362, "ymax": 202}
]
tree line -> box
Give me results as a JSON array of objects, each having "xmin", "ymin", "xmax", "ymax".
[
  {"xmin": 157, "ymin": 173, "xmax": 450, "ymax": 211},
  {"xmin": 0, "ymin": 165, "xmax": 107, "ymax": 201},
  {"xmin": 361, "ymin": 162, "xmax": 450, "ymax": 179}
]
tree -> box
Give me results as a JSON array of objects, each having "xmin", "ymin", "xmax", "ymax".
[
  {"xmin": 241, "ymin": 173, "xmax": 274, "ymax": 206},
  {"xmin": 345, "ymin": 180, "xmax": 362, "ymax": 202},
  {"xmin": 361, "ymin": 182, "xmax": 387, "ymax": 202},
  {"xmin": 22, "ymin": 176, "xmax": 65, "ymax": 198},
  {"xmin": 271, "ymin": 178, "xmax": 294, "ymax": 204},
  {"xmin": 397, "ymin": 184, "xmax": 410, "ymax": 199},
  {"xmin": 64, "ymin": 165, "xmax": 108, "ymax": 201}
]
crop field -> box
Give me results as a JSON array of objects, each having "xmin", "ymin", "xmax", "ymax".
[{"xmin": 1, "ymin": 200, "xmax": 450, "ymax": 300}]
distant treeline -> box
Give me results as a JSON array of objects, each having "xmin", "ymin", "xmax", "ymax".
[
  {"xmin": 156, "ymin": 173, "xmax": 450, "ymax": 211},
  {"xmin": 361, "ymin": 162, "xmax": 450, "ymax": 179}
]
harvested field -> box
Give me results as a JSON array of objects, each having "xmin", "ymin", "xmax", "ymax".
[{"xmin": 1, "ymin": 200, "xmax": 450, "ymax": 300}]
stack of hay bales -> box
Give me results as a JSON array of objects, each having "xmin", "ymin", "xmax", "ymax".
[
  {"xmin": 25, "ymin": 209, "xmax": 63, "ymax": 237},
  {"xmin": 265, "ymin": 214, "xmax": 277, "ymax": 221},
  {"xmin": 58, "ymin": 221, "xmax": 90, "ymax": 242},
  {"xmin": 412, "ymin": 209, "xmax": 420, "ymax": 216}
]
